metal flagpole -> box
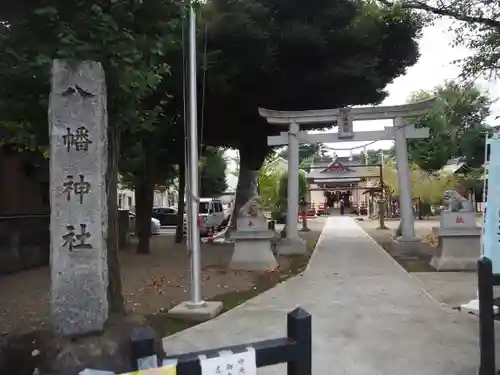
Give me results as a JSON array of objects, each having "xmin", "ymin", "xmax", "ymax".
[
  {"xmin": 187, "ymin": 2, "xmax": 204, "ymax": 306},
  {"xmin": 168, "ymin": 0, "xmax": 221, "ymax": 321}
]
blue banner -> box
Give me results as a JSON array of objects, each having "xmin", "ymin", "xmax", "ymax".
[{"xmin": 483, "ymin": 135, "xmax": 500, "ymax": 273}]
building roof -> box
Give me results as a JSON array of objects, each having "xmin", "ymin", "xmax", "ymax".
[
  {"xmin": 440, "ymin": 157, "xmax": 470, "ymax": 175},
  {"xmin": 307, "ymin": 156, "xmax": 380, "ymax": 183}
]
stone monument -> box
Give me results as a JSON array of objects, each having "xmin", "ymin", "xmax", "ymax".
[
  {"xmin": 49, "ymin": 60, "xmax": 108, "ymax": 336},
  {"xmin": 430, "ymin": 190, "xmax": 481, "ymax": 271},
  {"xmin": 230, "ymin": 195, "xmax": 278, "ymax": 270}
]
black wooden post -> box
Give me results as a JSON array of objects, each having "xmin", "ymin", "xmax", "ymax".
[
  {"xmin": 130, "ymin": 326, "xmax": 158, "ymax": 371},
  {"xmin": 478, "ymin": 257, "xmax": 496, "ymax": 375},
  {"xmin": 287, "ymin": 307, "xmax": 312, "ymax": 375}
]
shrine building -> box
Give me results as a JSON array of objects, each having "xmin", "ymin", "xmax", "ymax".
[{"xmin": 306, "ymin": 155, "xmax": 381, "ymax": 213}]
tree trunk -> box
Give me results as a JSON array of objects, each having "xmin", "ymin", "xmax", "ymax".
[
  {"xmin": 135, "ymin": 180, "xmax": 154, "ymax": 254},
  {"xmin": 106, "ymin": 126, "xmax": 125, "ymax": 316},
  {"xmin": 395, "ymin": 221, "xmax": 402, "ymax": 238},
  {"xmin": 136, "ymin": 141, "xmax": 156, "ymax": 254},
  {"xmin": 229, "ymin": 145, "xmax": 267, "ymax": 231},
  {"xmin": 175, "ymin": 162, "xmax": 186, "ymax": 243}
]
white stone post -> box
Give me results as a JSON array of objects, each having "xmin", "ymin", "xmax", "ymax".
[
  {"xmin": 286, "ymin": 122, "xmax": 300, "ymax": 239},
  {"xmin": 394, "ymin": 116, "xmax": 417, "ymax": 241},
  {"xmin": 49, "ymin": 60, "xmax": 108, "ymax": 337}
]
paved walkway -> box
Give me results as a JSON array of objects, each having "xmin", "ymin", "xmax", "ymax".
[{"xmin": 162, "ymin": 217, "xmax": 497, "ymax": 375}]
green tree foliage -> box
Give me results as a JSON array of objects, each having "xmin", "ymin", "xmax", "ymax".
[
  {"xmin": 258, "ymin": 156, "xmax": 284, "ymax": 209},
  {"xmin": 277, "ymin": 171, "xmax": 308, "ymax": 213},
  {"xmin": 200, "ymin": 147, "xmax": 228, "ymax": 197},
  {"xmin": 279, "ymin": 143, "xmax": 332, "ymax": 172},
  {"xmin": 377, "ymin": 0, "xmax": 500, "ymax": 78},
  {"xmin": 200, "ymin": 0, "xmax": 425, "ymax": 220},
  {"xmin": 203, "ymin": 0, "xmax": 424, "ymax": 156},
  {"xmin": 301, "ymin": 144, "xmax": 334, "ymax": 172},
  {"xmin": 407, "ymin": 81, "xmax": 492, "ymax": 172},
  {"xmin": 300, "ymin": 144, "xmax": 329, "ymax": 161},
  {"xmin": 356, "ymin": 146, "xmax": 396, "ymax": 165},
  {"xmin": 362, "ymin": 147, "xmax": 396, "ymax": 165},
  {"xmin": 0, "ymin": 0, "xmax": 182, "ymax": 313},
  {"xmin": 383, "ymin": 163, "xmax": 456, "ymax": 206}
]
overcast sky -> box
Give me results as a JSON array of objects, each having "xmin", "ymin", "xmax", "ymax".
[
  {"xmin": 225, "ymin": 18, "xmax": 500, "ymax": 188},
  {"xmin": 320, "ymin": 18, "xmax": 500, "ymax": 156}
]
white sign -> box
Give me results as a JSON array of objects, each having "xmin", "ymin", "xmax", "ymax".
[{"xmin": 199, "ymin": 348, "xmax": 257, "ymax": 375}]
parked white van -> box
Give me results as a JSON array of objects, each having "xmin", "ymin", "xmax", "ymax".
[{"xmin": 184, "ymin": 198, "xmax": 226, "ymax": 236}]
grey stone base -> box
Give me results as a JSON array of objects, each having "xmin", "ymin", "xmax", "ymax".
[
  {"xmin": 430, "ymin": 233, "xmax": 480, "ymax": 271},
  {"xmin": 277, "ymin": 237, "xmax": 307, "ymax": 255},
  {"xmin": 430, "ymin": 256, "xmax": 478, "ymax": 271},
  {"xmin": 15, "ymin": 315, "xmax": 163, "ymax": 375},
  {"xmin": 230, "ymin": 239, "xmax": 278, "ymax": 271},
  {"xmin": 230, "ymin": 230, "xmax": 278, "ymax": 271},
  {"xmin": 397, "ymin": 236, "xmax": 420, "ymax": 242},
  {"xmin": 396, "ymin": 236, "xmax": 421, "ymax": 251},
  {"xmin": 167, "ymin": 301, "xmax": 223, "ymax": 322}
]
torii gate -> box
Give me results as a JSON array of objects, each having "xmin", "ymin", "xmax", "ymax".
[{"xmin": 259, "ymin": 98, "xmax": 436, "ymax": 254}]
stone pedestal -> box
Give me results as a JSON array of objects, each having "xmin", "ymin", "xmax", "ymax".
[
  {"xmin": 430, "ymin": 211, "xmax": 480, "ymax": 271},
  {"xmin": 230, "ymin": 217, "xmax": 278, "ymax": 271},
  {"xmin": 277, "ymin": 237, "xmax": 307, "ymax": 255}
]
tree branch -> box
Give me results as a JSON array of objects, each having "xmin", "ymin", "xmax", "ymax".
[{"xmin": 378, "ymin": 0, "xmax": 500, "ymax": 29}]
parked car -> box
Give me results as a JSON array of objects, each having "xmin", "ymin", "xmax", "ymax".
[
  {"xmin": 183, "ymin": 198, "xmax": 226, "ymax": 237},
  {"xmin": 129, "ymin": 212, "xmax": 160, "ymax": 235},
  {"xmin": 152, "ymin": 207, "xmax": 178, "ymax": 226}
]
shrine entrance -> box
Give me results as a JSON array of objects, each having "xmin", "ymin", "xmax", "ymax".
[
  {"xmin": 260, "ymin": 98, "xmax": 435, "ymax": 254},
  {"xmin": 306, "ymin": 156, "xmax": 382, "ymax": 216},
  {"xmin": 325, "ymin": 190, "xmax": 352, "ymax": 209}
]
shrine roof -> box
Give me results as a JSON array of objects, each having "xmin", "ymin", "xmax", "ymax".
[
  {"xmin": 312, "ymin": 177, "xmax": 361, "ymax": 183},
  {"xmin": 307, "ymin": 156, "xmax": 380, "ymax": 181}
]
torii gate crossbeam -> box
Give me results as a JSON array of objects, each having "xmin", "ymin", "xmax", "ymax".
[{"xmin": 260, "ymin": 98, "xmax": 436, "ymax": 255}]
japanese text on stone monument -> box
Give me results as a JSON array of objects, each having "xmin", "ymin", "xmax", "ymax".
[{"xmin": 49, "ymin": 59, "xmax": 108, "ymax": 337}]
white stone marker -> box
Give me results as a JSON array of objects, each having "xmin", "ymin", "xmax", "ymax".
[{"xmin": 49, "ymin": 60, "xmax": 108, "ymax": 337}]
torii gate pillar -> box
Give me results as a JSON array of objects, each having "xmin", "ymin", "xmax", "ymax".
[
  {"xmin": 394, "ymin": 116, "xmax": 416, "ymax": 241},
  {"xmin": 281, "ymin": 122, "xmax": 307, "ymax": 254},
  {"xmin": 261, "ymin": 98, "xmax": 435, "ymax": 247}
]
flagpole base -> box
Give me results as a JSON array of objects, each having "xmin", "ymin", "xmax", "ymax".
[{"xmin": 168, "ymin": 300, "xmax": 223, "ymax": 322}]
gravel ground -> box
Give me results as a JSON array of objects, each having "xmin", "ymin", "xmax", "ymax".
[{"xmin": 0, "ymin": 218, "xmax": 325, "ymax": 335}]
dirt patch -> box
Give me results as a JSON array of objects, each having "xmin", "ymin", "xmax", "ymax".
[
  {"xmin": 0, "ymin": 218, "xmax": 325, "ymax": 339},
  {"xmin": 357, "ymin": 220, "xmax": 437, "ymax": 272},
  {"xmin": 146, "ymin": 219, "xmax": 325, "ymax": 338}
]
